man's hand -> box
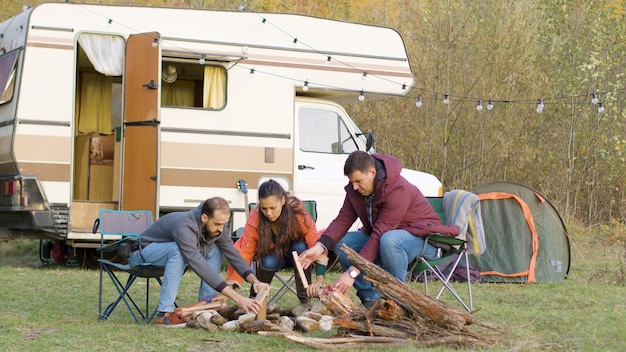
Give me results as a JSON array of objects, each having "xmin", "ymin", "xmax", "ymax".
[
  {"xmin": 333, "ymin": 270, "xmax": 356, "ymax": 294},
  {"xmin": 233, "ymin": 295, "xmax": 262, "ymax": 314},
  {"xmin": 251, "ymin": 280, "xmax": 270, "ymax": 294},
  {"xmin": 298, "ymin": 243, "xmax": 326, "ymax": 270},
  {"xmin": 220, "ymin": 286, "xmax": 262, "ymax": 314},
  {"xmin": 306, "ymin": 275, "xmax": 325, "ymax": 297}
]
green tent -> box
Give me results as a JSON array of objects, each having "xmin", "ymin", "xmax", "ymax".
[{"xmin": 470, "ymin": 181, "xmax": 570, "ymax": 282}]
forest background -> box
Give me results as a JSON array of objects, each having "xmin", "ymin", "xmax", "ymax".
[{"xmin": 2, "ymin": 0, "xmax": 626, "ymax": 228}]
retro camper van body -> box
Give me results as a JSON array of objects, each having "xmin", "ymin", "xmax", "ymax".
[{"xmin": 0, "ymin": 3, "xmax": 441, "ymax": 256}]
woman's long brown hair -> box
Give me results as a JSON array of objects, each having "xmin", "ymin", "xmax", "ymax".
[{"xmin": 255, "ymin": 179, "xmax": 307, "ymax": 263}]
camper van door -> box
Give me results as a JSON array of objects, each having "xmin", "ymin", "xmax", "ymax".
[
  {"xmin": 293, "ymin": 99, "xmax": 363, "ymax": 230},
  {"xmin": 121, "ymin": 32, "xmax": 160, "ymax": 217}
]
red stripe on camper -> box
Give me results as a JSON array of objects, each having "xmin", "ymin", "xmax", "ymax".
[{"xmin": 477, "ymin": 192, "xmax": 539, "ymax": 283}]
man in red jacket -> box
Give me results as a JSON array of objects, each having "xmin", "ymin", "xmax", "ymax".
[{"xmin": 299, "ymin": 151, "xmax": 459, "ymax": 308}]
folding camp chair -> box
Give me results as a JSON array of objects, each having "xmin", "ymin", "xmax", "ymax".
[
  {"xmin": 407, "ymin": 197, "xmax": 474, "ymax": 312},
  {"xmin": 96, "ymin": 209, "xmax": 165, "ymax": 324},
  {"xmin": 245, "ymin": 200, "xmax": 320, "ymax": 305}
]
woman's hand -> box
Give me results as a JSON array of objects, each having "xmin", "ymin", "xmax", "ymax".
[{"xmin": 306, "ymin": 275, "xmax": 325, "ymax": 297}]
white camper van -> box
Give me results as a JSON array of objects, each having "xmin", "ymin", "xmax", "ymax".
[{"xmin": 0, "ymin": 3, "xmax": 442, "ymax": 263}]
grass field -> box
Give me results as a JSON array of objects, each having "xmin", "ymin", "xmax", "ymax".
[{"xmin": 0, "ymin": 223, "xmax": 625, "ymax": 351}]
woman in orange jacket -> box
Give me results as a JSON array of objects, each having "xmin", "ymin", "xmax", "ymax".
[{"xmin": 227, "ymin": 179, "xmax": 328, "ymax": 304}]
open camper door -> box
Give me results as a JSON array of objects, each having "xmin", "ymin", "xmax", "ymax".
[{"xmin": 121, "ymin": 32, "xmax": 160, "ymax": 217}]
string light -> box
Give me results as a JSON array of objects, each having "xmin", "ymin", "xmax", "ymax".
[
  {"xmin": 74, "ymin": 7, "xmax": 615, "ymax": 115},
  {"xmin": 536, "ymin": 98, "xmax": 544, "ymax": 113}
]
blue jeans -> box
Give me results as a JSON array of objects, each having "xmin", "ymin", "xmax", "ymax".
[
  {"xmin": 128, "ymin": 242, "xmax": 222, "ymax": 312},
  {"xmin": 260, "ymin": 241, "xmax": 308, "ymax": 271},
  {"xmin": 334, "ymin": 230, "xmax": 438, "ymax": 302}
]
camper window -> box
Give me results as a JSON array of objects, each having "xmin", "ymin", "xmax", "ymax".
[
  {"xmin": 161, "ymin": 62, "xmax": 226, "ymax": 109},
  {"xmin": 298, "ymin": 108, "xmax": 358, "ymax": 154},
  {"xmin": 0, "ymin": 50, "xmax": 19, "ymax": 105}
]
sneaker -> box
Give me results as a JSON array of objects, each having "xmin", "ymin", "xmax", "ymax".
[{"xmin": 154, "ymin": 312, "xmax": 186, "ymax": 328}]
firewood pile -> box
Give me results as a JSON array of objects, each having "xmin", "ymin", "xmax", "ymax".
[
  {"xmin": 182, "ymin": 244, "xmax": 500, "ymax": 349},
  {"xmin": 262, "ymin": 244, "xmax": 501, "ymax": 349}
]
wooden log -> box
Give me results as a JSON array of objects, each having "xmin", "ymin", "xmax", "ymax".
[
  {"xmin": 255, "ymin": 288, "xmax": 268, "ymax": 320},
  {"xmin": 175, "ymin": 301, "xmax": 225, "ymax": 321},
  {"xmin": 340, "ymin": 244, "xmax": 499, "ymax": 331},
  {"xmin": 318, "ymin": 287, "xmax": 360, "ymax": 315},
  {"xmin": 377, "ymin": 299, "xmax": 407, "ymax": 321},
  {"xmin": 333, "ymin": 317, "xmax": 410, "ymax": 338},
  {"xmin": 292, "ymin": 250, "xmax": 308, "ymax": 289}
]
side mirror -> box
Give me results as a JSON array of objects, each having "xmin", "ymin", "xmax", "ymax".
[{"xmin": 365, "ymin": 129, "xmax": 376, "ymax": 151}]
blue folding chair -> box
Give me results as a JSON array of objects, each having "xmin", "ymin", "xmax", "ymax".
[{"xmin": 96, "ymin": 209, "xmax": 166, "ymax": 324}]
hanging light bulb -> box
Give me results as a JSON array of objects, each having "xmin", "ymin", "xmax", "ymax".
[
  {"xmin": 536, "ymin": 98, "xmax": 544, "ymax": 113},
  {"xmin": 361, "ymin": 71, "xmax": 368, "ymax": 80},
  {"xmin": 443, "ymin": 94, "xmax": 449, "ymax": 105},
  {"xmin": 487, "ymin": 99, "xmax": 494, "ymax": 111},
  {"xmin": 199, "ymin": 54, "xmax": 206, "ymax": 65},
  {"xmin": 476, "ymin": 100, "xmax": 483, "ymax": 111},
  {"xmin": 591, "ymin": 92, "xmax": 599, "ymax": 105},
  {"xmin": 358, "ymin": 90, "xmax": 365, "ymax": 102},
  {"xmin": 151, "ymin": 38, "xmax": 158, "ymax": 48},
  {"xmin": 249, "ymin": 68, "xmax": 255, "ymax": 78},
  {"xmin": 416, "ymin": 96, "xmax": 423, "ymax": 108},
  {"xmin": 598, "ymin": 102, "xmax": 604, "ymax": 113},
  {"xmin": 302, "ymin": 80, "xmax": 309, "ymax": 92}
]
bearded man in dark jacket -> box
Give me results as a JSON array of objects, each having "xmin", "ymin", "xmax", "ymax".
[
  {"xmin": 129, "ymin": 197, "xmax": 268, "ymax": 326},
  {"xmin": 299, "ymin": 151, "xmax": 459, "ymax": 308}
]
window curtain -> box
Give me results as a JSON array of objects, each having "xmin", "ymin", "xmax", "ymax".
[
  {"xmin": 78, "ymin": 73, "xmax": 112, "ymax": 134},
  {"xmin": 77, "ymin": 34, "xmax": 125, "ymax": 76},
  {"xmin": 203, "ymin": 66, "xmax": 225, "ymax": 109},
  {"xmin": 161, "ymin": 80, "xmax": 194, "ymax": 106}
]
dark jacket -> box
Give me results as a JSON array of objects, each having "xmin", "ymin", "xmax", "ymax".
[
  {"xmin": 318, "ymin": 154, "xmax": 460, "ymax": 262},
  {"xmin": 139, "ymin": 203, "xmax": 253, "ymax": 292}
]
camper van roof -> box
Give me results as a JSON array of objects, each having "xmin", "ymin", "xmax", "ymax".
[{"xmin": 1, "ymin": 3, "xmax": 414, "ymax": 100}]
